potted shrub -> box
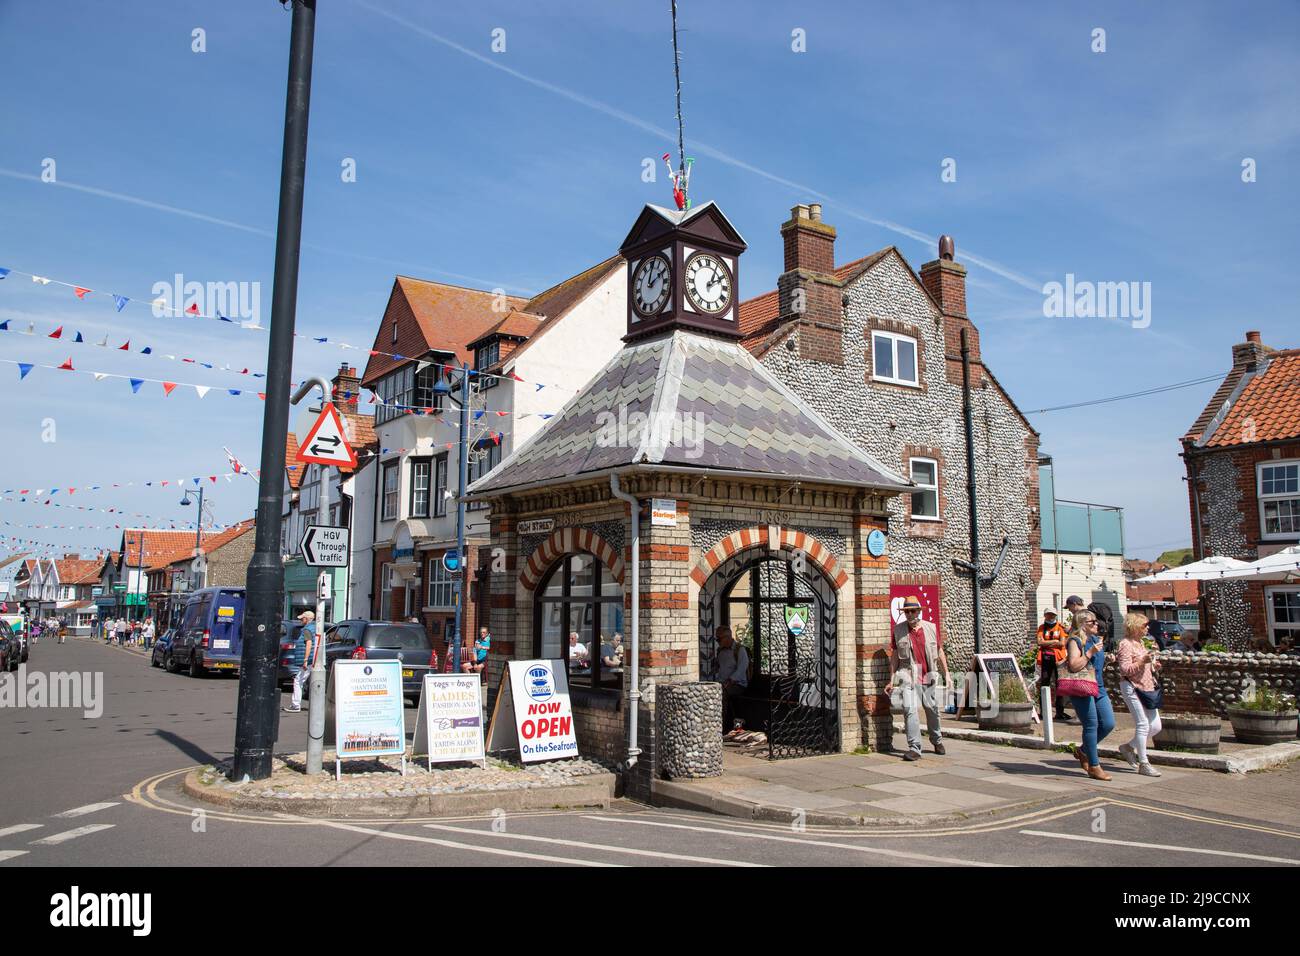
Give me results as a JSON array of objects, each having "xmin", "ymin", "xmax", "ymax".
[
  {"xmin": 1154, "ymin": 713, "xmax": 1221, "ymax": 753},
  {"xmin": 1227, "ymin": 688, "xmax": 1299, "ymax": 745},
  {"xmin": 979, "ymin": 675, "xmax": 1035, "ymax": 733}
]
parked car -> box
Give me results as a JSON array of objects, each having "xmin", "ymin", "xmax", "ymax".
[
  {"xmin": 0, "ymin": 632, "xmax": 13, "ymax": 672},
  {"xmin": 1, "ymin": 615, "xmax": 27, "ymax": 665},
  {"xmin": 322, "ymin": 619, "xmax": 437, "ymax": 704},
  {"xmin": 1148, "ymin": 620, "xmax": 1185, "ymax": 650},
  {"xmin": 278, "ymin": 620, "xmax": 307, "ymax": 689},
  {"xmin": 150, "ymin": 628, "xmax": 177, "ymax": 668},
  {"xmin": 168, "ymin": 587, "xmax": 245, "ymax": 677}
]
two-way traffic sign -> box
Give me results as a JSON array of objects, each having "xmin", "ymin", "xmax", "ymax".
[
  {"xmin": 300, "ymin": 525, "xmax": 350, "ymax": 567},
  {"xmin": 296, "ymin": 403, "xmax": 358, "ymax": 468}
]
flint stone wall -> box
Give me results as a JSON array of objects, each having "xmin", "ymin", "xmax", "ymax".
[
  {"xmin": 655, "ymin": 682, "xmax": 723, "ymax": 779},
  {"xmin": 1102, "ymin": 650, "xmax": 1300, "ymax": 717}
]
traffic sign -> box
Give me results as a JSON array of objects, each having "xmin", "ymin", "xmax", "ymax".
[
  {"xmin": 441, "ymin": 550, "xmax": 461, "ymax": 573},
  {"xmin": 300, "ymin": 525, "xmax": 350, "ymax": 567},
  {"xmin": 296, "ymin": 403, "xmax": 358, "ymax": 468}
]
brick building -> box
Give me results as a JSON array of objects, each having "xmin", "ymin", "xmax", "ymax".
[
  {"xmin": 1182, "ymin": 330, "xmax": 1300, "ymax": 648},
  {"xmin": 738, "ymin": 204, "xmax": 1042, "ymax": 668}
]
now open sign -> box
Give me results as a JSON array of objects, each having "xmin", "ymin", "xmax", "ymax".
[{"xmin": 486, "ymin": 660, "xmax": 580, "ymax": 763}]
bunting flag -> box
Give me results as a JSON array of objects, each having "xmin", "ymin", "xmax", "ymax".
[
  {"xmin": 119, "ymin": 340, "xmax": 130, "ymax": 350},
  {"xmin": 18, "ymin": 363, "xmax": 33, "ymax": 380},
  {"xmin": 113, "ymin": 295, "xmax": 128, "ymax": 312},
  {"xmin": 74, "ymin": 287, "xmax": 90, "ymax": 299},
  {"xmin": 0, "ymin": 321, "xmax": 7, "ymax": 331},
  {"xmin": 58, "ymin": 357, "xmax": 74, "ymax": 371},
  {"xmin": 162, "ymin": 382, "xmax": 177, "ymax": 396},
  {"xmin": 129, "ymin": 379, "xmax": 143, "ymax": 393},
  {"xmin": 48, "ymin": 326, "xmax": 63, "ymax": 339},
  {"xmin": 194, "ymin": 385, "xmax": 210, "ymax": 399},
  {"xmin": 32, "ymin": 276, "xmax": 50, "ymax": 285},
  {"xmin": 74, "ymin": 332, "xmax": 84, "ymax": 343},
  {"xmin": 186, "ymin": 303, "xmax": 199, "ymax": 315},
  {"xmin": 0, "ymin": 267, "xmax": 9, "ymax": 279}
]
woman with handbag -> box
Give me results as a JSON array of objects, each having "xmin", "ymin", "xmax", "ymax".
[
  {"xmin": 1061, "ymin": 610, "xmax": 1117, "ymax": 781},
  {"xmin": 1116, "ymin": 613, "xmax": 1163, "ymax": 777}
]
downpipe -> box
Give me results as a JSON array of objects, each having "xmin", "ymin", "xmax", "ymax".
[{"xmin": 609, "ymin": 473, "xmax": 641, "ymax": 772}]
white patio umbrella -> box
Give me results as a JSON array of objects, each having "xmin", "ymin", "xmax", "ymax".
[
  {"xmin": 1133, "ymin": 554, "xmax": 1252, "ymax": 583},
  {"xmin": 1215, "ymin": 545, "xmax": 1300, "ymax": 583}
]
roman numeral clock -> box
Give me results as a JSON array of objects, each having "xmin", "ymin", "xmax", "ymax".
[{"xmin": 620, "ymin": 200, "xmax": 747, "ymax": 342}]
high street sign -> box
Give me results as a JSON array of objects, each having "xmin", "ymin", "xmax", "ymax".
[
  {"xmin": 296, "ymin": 403, "xmax": 358, "ymax": 468},
  {"xmin": 300, "ymin": 525, "xmax": 350, "ymax": 567}
]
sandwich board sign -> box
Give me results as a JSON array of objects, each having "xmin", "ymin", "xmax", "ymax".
[
  {"xmin": 412, "ymin": 673, "xmax": 486, "ymax": 770},
  {"xmin": 326, "ymin": 659, "xmax": 406, "ymax": 779},
  {"xmin": 485, "ymin": 660, "xmax": 579, "ymax": 763},
  {"xmin": 296, "ymin": 403, "xmax": 358, "ymax": 468}
]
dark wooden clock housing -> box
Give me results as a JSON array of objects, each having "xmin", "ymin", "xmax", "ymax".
[{"xmin": 620, "ymin": 200, "xmax": 747, "ymax": 343}]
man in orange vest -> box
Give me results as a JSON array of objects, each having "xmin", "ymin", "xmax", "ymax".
[{"xmin": 1036, "ymin": 608, "xmax": 1070, "ymax": 721}]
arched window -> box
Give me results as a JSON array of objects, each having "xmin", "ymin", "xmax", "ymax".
[{"xmin": 534, "ymin": 552, "xmax": 625, "ymax": 691}]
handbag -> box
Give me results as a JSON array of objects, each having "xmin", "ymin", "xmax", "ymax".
[
  {"xmin": 1057, "ymin": 638, "xmax": 1101, "ymax": 698},
  {"xmin": 1135, "ymin": 683, "xmax": 1163, "ymax": 710}
]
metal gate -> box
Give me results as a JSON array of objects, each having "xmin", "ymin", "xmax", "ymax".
[{"xmin": 700, "ymin": 551, "xmax": 839, "ymax": 759}]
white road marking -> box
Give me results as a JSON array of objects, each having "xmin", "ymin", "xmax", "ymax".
[
  {"xmin": 307, "ymin": 818, "xmax": 621, "ymax": 867},
  {"xmin": 53, "ymin": 802, "xmax": 120, "ymax": 818},
  {"xmin": 1018, "ymin": 829, "xmax": 1300, "ymax": 864},
  {"xmin": 0, "ymin": 824, "xmax": 44, "ymax": 839},
  {"xmin": 0, "ymin": 850, "xmax": 30, "ymax": 863},
  {"xmin": 29, "ymin": 824, "xmax": 115, "ymax": 846},
  {"xmin": 582, "ymin": 815, "xmax": 1005, "ymax": 866},
  {"xmin": 423, "ymin": 822, "xmax": 768, "ymax": 866}
]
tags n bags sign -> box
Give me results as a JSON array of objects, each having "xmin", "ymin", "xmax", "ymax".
[
  {"xmin": 486, "ymin": 660, "xmax": 579, "ymax": 763},
  {"xmin": 327, "ymin": 659, "xmax": 406, "ymax": 779},
  {"xmin": 412, "ymin": 673, "xmax": 486, "ymax": 770}
]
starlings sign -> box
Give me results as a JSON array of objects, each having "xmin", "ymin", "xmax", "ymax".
[{"xmin": 784, "ymin": 605, "xmax": 810, "ymax": 637}]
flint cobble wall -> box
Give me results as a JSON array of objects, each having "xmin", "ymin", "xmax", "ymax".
[{"xmin": 1102, "ymin": 651, "xmax": 1300, "ymax": 716}]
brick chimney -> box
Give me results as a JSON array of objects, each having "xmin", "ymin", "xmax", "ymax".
[
  {"xmin": 920, "ymin": 235, "xmax": 980, "ymax": 385},
  {"xmin": 332, "ymin": 363, "xmax": 360, "ymax": 411},
  {"xmin": 1232, "ymin": 330, "xmax": 1269, "ymax": 370},
  {"xmin": 777, "ymin": 203, "xmax": 844, "ymax": 365}
]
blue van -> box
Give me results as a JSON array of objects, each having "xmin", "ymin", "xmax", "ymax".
[{"xmin": 169, "ymin": 587, "xmax": 245, "ymax": 677}]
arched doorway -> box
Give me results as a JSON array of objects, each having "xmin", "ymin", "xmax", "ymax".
[
  {"xmin": 698, "ymin": 548, "xmax": 839, "ymax": 758},
  {"xmin": 532, "ymin": 552, "xmax": 626, "ymax": 692}
]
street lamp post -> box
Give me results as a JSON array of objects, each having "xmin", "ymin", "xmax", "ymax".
[{"xmin": 231, "ymin": 0, "xmax": 317, "ymax": 782}]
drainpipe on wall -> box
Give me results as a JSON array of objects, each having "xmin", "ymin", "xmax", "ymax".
[
  {"xmin": 961, "ymin": 327, "xmax": 983, "ymax": 655},
  {"xmin": 609, "ymin": 473, "xmax": 641, "ymax": 771}
]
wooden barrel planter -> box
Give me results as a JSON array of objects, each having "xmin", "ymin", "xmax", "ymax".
[
  {"xmin": 1226, "ymin": 706, "xmax": 1299, "ymax": 745},
  {"xmin": 979, "ymin": 702, "xmax": 1035, "ymax": 733},
  {"xmin": 1153, "ymin": 714, "xmax": 1221, "ymax": 754}
]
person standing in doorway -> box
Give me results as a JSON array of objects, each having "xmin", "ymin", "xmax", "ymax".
[
  {"xmin": 285, "ymin": 610, "xmax": 315, "ymax": 713},
  {"xmin": 887, "ymin": 596, "xmax": 950, "ymax": 761},
  {"xmin": 715, "ymin": 625, "xmax": 749, "ymax": 732}
]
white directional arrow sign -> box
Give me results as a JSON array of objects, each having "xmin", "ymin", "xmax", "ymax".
[
  {"xmin": 296, "ymin": 403, "xmax": 358, "ymax": 468},
  {"xmin": 300, "ymin": 525, "xmax": 350, "ymax": 567}
]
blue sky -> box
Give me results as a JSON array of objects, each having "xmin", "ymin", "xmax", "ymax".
[{"xmin": 1, "ymin": 0, "xmax": 1297, "ymax": 571}]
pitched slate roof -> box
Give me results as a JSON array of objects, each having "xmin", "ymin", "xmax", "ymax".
[
  {"xmin": 468, "ymin": 329, "xmax": 910, "ymax": 496},
  {"xmin": 1199, "ymin": 350, "xmax": 1300, "ymax": 448}
]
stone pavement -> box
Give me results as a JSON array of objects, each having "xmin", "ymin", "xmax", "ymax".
[{"xmin": 651, "ymin": 735, "xmax": 1192, "ymax": 826}]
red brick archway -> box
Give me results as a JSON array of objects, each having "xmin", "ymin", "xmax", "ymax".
[
  {"xmin": 689, "ymin": 526, "xmax": 849, "ymax": 590},
  {"xmin": 519, "ymin": 527, "xmax": 626, "ymax": 593}
]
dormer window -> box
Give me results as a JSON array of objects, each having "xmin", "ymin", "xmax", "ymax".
[
  {"xmin": 871, "ymin": 331, "xmax": 919, "ymax": 387},
  {"xmin": 475, "ymin": 340, "xmax": 500, "ymax": 390}
]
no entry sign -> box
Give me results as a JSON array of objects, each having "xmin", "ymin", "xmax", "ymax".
[{"xmin": 300, "ymin": 525, "xmax": 350, "ymax": 567}]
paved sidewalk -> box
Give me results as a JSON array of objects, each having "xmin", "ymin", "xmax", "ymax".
[{"xmin": 652, "ymin": 735, "xmax": 1183, "ymax": 826}]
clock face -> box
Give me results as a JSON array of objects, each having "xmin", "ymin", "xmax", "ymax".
[
  {"xmin": 631, "ymin": 254, "xmax": 671, "ymax": 317},
  {"xmin": 684, "ymin": 253, "xmax": 733, "ymax": 315}
]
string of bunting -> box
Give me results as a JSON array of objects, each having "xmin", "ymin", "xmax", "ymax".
[{"xmin": 0, "ymin": 265, "xmax": 580, "ymax": 394}]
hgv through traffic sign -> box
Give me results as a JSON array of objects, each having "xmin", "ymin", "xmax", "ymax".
[
  {"xmin": 296, "ymin": 403, "xmax": 358, "ymax": 468},
  {"xmin": 300, "ymin": 525, "xmax": 350, "ymax": 567}
]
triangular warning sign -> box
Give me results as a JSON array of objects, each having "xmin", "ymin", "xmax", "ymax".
[{"xmin": 296, "ymin": 403, "xmax": 358, "ymax": 468}]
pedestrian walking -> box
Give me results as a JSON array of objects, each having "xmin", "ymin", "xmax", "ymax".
[
  {"xmin": 1116, "ymin": 612, "xmax": 1163, "ymax": 777},
  {"xmin": 886, "ymin": 595, "xmax": 949, "ymax": 760},
  {"xmin": 142, "ymin": 617, "xmax": 155, "ymax": 651},
  {"xmin": 58, "ymin": 620, "xmax": 66, "ymax": 644},
  {"xmin": 285, "ymin": 611, "xmax": 315, "ymax": 713},
  {"xmin": 1060, "ymin": 609, "xmax": 1116, "ymax": 781},
  {"xmin": 1035, "ymin": 608, "xmax": 1070, "ymax": 721}
]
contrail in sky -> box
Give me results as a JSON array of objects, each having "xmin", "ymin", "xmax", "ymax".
[{"xmin": 354, "ymin": 0, "xmax": 1041, "ymax": 292}]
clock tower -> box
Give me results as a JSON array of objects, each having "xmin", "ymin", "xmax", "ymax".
[{"xmin": 620, "ymin": 200, "xmax": 747, "ymax": 342}]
